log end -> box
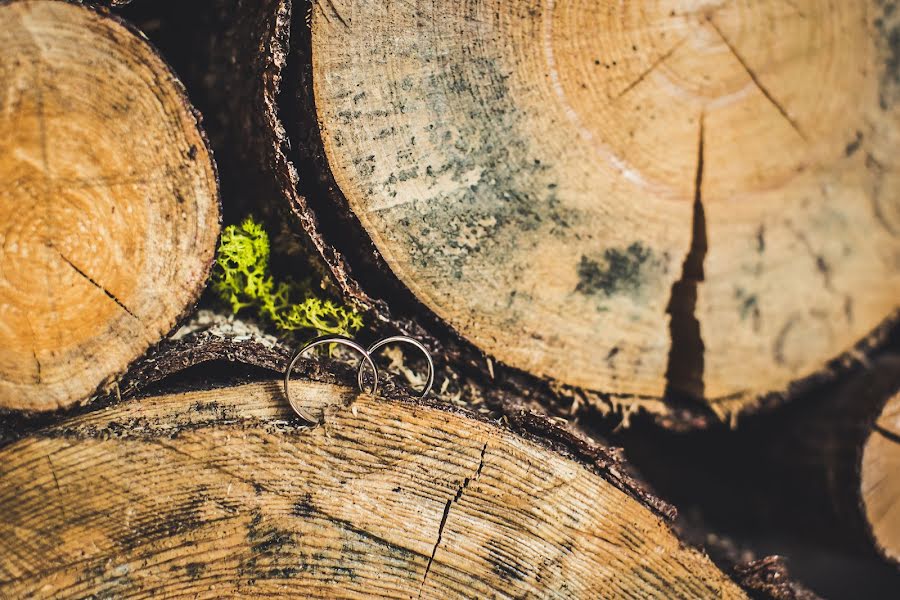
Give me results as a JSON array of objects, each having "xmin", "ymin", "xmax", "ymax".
[
  {"xmin": 0, "ymin": 0, "xmax": 220, "ymax": 412},
  {"xmin": 0, "ymin": 380, "xmax": 749, "ymax": 598},
  {"xmin": 862, "ymin": 386, "xmax": 900, "ymax": 565}
]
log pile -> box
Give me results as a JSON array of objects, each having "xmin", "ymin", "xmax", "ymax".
[{"xmin": 1, "ymin": 0, "xmax": 898, "ymax": 597}]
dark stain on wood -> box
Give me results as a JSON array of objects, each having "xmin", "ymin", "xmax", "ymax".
[
  {"xmin": 329, "ymin": 29, "xmax": 577, "ymax": 283},
  {"xmin": 115, "ymin": 488, "xmax": 208, "ymax": 551},
  {"xmin": 292, "ymin": 493, "xmax": 315, "ymax": 518},
  {"xmin": 773, "ymin": 316, "xmax": 799, "ymax": 367},
  {"xmin": 735, "ymin": 287, "xmax": 762, "ymax": 332},
  {"xmin": 815, "ymin": 255, "xmax": 832, "ymax": 289},
  {"xmin": 876, "ymin": 0, "xmax": 900, "ymax": 109},
  {"xmin": 486, "ymin": 538, "xmax": 528, "ymax": 582},
  {"xmin": 606, "ymin": 345, "xmax": 620, "ymax": 366},
  {"xmin": 865, "ymin": 152, "xmax": 900, "ymax": 236},
  {"xmin": 323, "ymin": 511, "xmax": 418, "ymax": 561},
  {"xmin": 79, "ymin": 561, "xmax": 134, "ymax": 598},
  {"xmin": 845, "ymin": 131, "xmax": 863, "ymax": 156},
  {"xmin": 184, "ymin": 562, "xmax": 206, "ymax": 579},
  {"xmin": 575, "ymin": 243, "xmax": 657, "ymax": 300},
  {"xmin": 247, "ymin": 513, "xmax": 295, "ymax": 556},
  {"xmin": 241, "ymin": 508, "xmax": 303, "ymax": 581}
]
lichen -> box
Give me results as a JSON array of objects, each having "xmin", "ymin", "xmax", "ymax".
[{"xmin": 212, "ymin": 217, "xmax": 363, "ymax": 337}]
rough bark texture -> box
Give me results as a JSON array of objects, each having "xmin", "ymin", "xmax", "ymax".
[
  {"xmin": 0, "ymin": 378, "xmax": 752, "ymax": 598},
  {"xmin": 732, "ymin": 556, "xmax": 819, "ymax": 600},
  {"xmin": 0, "ymin": 0, "xmax": 220, "ymax": 412}
]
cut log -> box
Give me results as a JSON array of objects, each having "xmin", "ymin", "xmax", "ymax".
[
  {"xmin": 0, "ymin": 379, "xmax": 751, "ymax": 598},
  {"xmin": 766, "ymin": 354, "xmax": 900, "ymax": 569},
  {"xmin": 860, "ymin": 359, "xmax": 900, "ymax": 566},
  {"xmin": 116, "ymin": 3, "xmax": 900, "ymax": 426},
  {"xmin": 298, "ymin": 0, "xmax": 900, "ymax": 421},
  {"xmin": 0, "ymin": 0, "xmax": 220, "ymax": 412},
  {"xmin": 618, "ymin": 354, "xmax": 900, "ymax": 579}
]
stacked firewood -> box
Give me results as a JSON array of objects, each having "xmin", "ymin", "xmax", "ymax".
[{"xmin": 1, "ymin": 1, "xmax": 898, "ymax": 597}]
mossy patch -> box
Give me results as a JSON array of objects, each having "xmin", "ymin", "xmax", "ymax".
[{"xmin": 213, "ymin": 217, "xmax": 363, "ymax": 337}]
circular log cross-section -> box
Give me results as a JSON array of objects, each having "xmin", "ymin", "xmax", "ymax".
[
  {"xmin": 862, "ymin": 385, "xmax": 900, "ymax": 565},
  {"xmin": 0, "ymin": 0, "xmax": 220, "ymax": 412},
  {"xmin": 312, "ymin": 1, "xmax": 900, "ymax": 416},
  {"xmin": 0, "ymin": 380, "xmax": 747, "ymax": 598}
]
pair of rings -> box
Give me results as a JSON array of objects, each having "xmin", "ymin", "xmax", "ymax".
[{"xmin": 283, "ymin": 334, "xmax": 435, "ymax": 423}]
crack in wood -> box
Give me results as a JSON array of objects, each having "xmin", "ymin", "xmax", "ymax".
[
  {"xmin": 613, "ymin": 39, "xmax": 686, "ymax": 100},
  {"xmin": 31, "ymin": 58, "xmax": 51, "ymax": 176},
  {"xmin": 664, "ymin": 114, "xmax": 707, "ymax": 401},
  {"xmin": 57, "ymin": 253, "xmax": 139, "ymax": 320},
  {"xmin": 46, "ymin": 455, "xmax": 67, "ymax": 521},
  {"xmin": 32, "ymin": 349, "xmax": 42, "ymax": 384},
  {"xmin": 150, "ymin": 439, "xmax": 280, "ymax": 498},
  {"xmin": 874, "ymin": 423, "xmax": 900, "ymax": 446},
  {"xmin": 150, "ymin": 437, "xmax": 495, "ymax": 589},
  {"xmin": 23, "ymin": 313, "xmax": 42, "ymax": 384},
  {"xmin": 323, "ymin": 0, "xmax": 349, "ymax": 28},
  {"xmin": 420, "ymin": 442, "xmax": 488, "ymax": 596},
  {"xmin": 782, "ymin": 0, "xmax": 806, "ymax": 18},
  {"xmin": 707, "ymin": 18, "xmax": 807, "ymax": 141}
]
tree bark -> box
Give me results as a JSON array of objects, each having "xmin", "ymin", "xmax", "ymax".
[
  {"xmin": 0, "ymin": 0, "xmax": 220, "ymax": 413},
  {"xmin": 0, "ymin": 376, "xmax": 755, "ymax": 598}
]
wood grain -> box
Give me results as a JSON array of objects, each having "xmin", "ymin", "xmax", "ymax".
[
  {"xmin": 862, "ymin": 384, "xmax": 900, "ymax": 565},
  {"xmin": 310, "ymin": 0, "xmax": 900, "ymax": 419},
  {"xmin": 0, "ymin": 380, "xmax": 746, "ymax": 598},
  {"xmin": 0, "ymin": 0, "xmax": 220, "ymax": 412}
]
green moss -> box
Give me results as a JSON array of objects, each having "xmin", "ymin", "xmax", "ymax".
[{"xmin": 213, "ymin": 217, "xmax": 363, "ymax": 337}]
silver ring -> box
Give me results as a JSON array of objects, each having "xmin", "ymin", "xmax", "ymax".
[
  {"xmin": 357, "ymin": 335, "xmax": 434, "ymax": 398},
  {"xmin": 284, "ymin": 334, "xmax": 378, "ymax": 424}
]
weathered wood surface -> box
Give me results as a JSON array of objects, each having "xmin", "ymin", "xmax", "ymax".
[
  {"xmin": 0, "ymin": 0, "xmax": 220, "ymax": 412},
  {"xmin": 0, "ymin": 380, "xmax": 748, "ymax": 598},
  {"xmin": 304, "ymin": 0, "xmax": 900, "ymax": 422}
]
